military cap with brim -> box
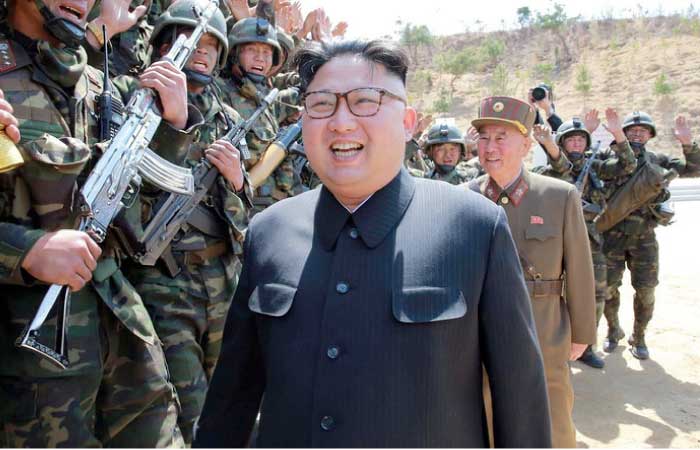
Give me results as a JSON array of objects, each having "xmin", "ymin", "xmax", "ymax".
[{"xmin": 472, "ymin": 96, "xmax": 536, "ymax": 135}]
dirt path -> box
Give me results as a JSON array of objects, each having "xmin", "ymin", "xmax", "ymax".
[{"xmin": 572, "ymin": 201, "xmax": 700, "ymax": 448}]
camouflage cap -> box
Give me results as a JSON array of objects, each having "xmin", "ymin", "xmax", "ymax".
[{"xmin": 471, "ymin": 96, "xmax": 536, "ymax": 135}]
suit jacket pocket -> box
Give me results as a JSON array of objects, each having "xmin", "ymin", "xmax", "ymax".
[
  {"xmin": 525, "ymin": 223, "xmax": 557, "ymax": 241},
  {"xmin": 392, "ymin": 286, "xmax": 467, "ymax": 323},
  {"xmin": 249, "ymin": 283, "xmax": 297, "ymax": 317}
]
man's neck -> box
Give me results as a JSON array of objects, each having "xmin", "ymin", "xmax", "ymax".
[{"xmin": 491, "ymin": 167, "xmax": 523, "ymax": 190}]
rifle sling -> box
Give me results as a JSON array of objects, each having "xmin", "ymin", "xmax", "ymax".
[{"xmin": 186, "ymin": 203, "xmax": 228, "ymax": 239}]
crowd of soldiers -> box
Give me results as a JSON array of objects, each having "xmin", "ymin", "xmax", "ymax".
[{"xmin": 0, "ymin": 0, "xmax": 698, "ymax": 447}]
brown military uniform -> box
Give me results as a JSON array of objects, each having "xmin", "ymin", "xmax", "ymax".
[
  {"xmin": 467, "ymin": 96, "xmax": 596, "ymax": 447},
  {"xmin": 469, "ymin": 171, "xmax": 596, "ymax": 447}
]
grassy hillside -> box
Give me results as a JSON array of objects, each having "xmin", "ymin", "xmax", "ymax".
[{"xmin": 404, "ymin": 14, "xmax": 700, "ymax": 155}]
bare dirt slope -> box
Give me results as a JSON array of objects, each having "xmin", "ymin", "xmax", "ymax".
[
  {"xmin": 571, "ymin": 200, "xmax": 700, "ymax": 448},
  {"xmin": 409, "ymin": 16, "xmax": 700, "ymax": 157}
]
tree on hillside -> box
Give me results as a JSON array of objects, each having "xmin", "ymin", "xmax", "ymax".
[
  {"xmin": 480, "ymin": 38, "xmax": 505, "ymax": 67},
  {"xmin": 575, "ymin": 63, "xmax": 592, "ymax": 107},
  {"xmin": 517, "ymin": 7, "xmax": 532, "ymax": 28},
  {"xmin": 436, "ymin": 48, "xmax": 478, "ymax": 90},
  {"xmin": 400, "ymin": 23, "xmax": 434, "ymax": 64},
  {"xmin": 535, "ymin": 3, "xmax": 574, "ymax": 65}
]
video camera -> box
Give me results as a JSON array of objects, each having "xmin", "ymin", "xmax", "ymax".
[{"xmin": 531, "ymin": 83, "xmax": 553, "ymax": 102}]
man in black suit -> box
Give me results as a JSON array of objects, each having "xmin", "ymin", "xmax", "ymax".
[{"xmin": 194, "ymin": 39, "xmax": 552, "ymax": 448}]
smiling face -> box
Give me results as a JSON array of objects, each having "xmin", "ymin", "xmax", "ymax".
[
  {"xmin": 301, "ymin": 54, "xmax": 416, "ymax": 208},
  {"xmin": 624, "ymin": 125, "xmax": 653, "ymax": 146},
  {"xmin": 238, "ymin": 42, "xmax": 274, "ymax": 77},
  {"xmin": 477, "ymin": 123, "xmax": 530, "ymax": 187}
]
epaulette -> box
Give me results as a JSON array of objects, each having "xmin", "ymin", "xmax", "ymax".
[{"xmin": 0, "ymin": 38, "xmax": 17, "ymax": 74}]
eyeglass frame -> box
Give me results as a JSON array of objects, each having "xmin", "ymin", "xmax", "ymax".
[{"xmin": 301, "ymin": 87, "xmax": 407, "ymax": 119}]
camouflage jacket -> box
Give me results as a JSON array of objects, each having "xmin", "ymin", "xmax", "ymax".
[
  {"xmin": 0, "ymin": 36, "xmax": 199, "ymax": 361},
  {"xmin": 216, "ymin": 75, "xmax": 298, "ymax": 204},
  {"xmin": 533, "ymin": 140, "xmax": 637, "ymax": 240},
  {"xmin": 130, "ymin": 83, "xmax": 251, "ymax": 269},
  {"xmin": 601, "ymin": 141, "xmax": 700, "ymax": 230}
]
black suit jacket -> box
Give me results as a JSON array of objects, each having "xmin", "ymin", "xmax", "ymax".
[{"xmin": 194, "ymin": 169, "xmax": 551, "ymax": 448}]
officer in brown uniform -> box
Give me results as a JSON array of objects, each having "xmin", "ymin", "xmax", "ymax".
[{"xmin": 466, "ymin": 96, "xmax": 597, "ymax": 448}]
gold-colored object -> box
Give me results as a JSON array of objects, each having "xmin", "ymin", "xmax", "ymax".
[
  {"xmin": 0, "ymin": 124, "xmax": 24, "ymax": 173},
  {"xmin": 248, "ymin": 141, "xmax": 288, "ymax": 189},
  {"xmin": 87, "ymin": 21, "xmax": 105, "ymax": 47}
]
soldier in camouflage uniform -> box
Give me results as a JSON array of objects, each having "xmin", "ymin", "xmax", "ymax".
[
  {"xmin": 532, "ymin": 109, "xmax": 637, "ymax": 369},
  {"xmin": 218, "ymin": 17, "xmax": 298, "ymax": 213},
  {"xmin": 0, "ymin": 0, "xmax": 203, "ymax": 446},
  {"xmin": 120, "ymin": 1, "xmax": 251, "ymax": 444},
  {"xmin": 415, "ymin": 122, "xmax": 479, "ymax": 185},
  {"xmin": 601, "ymin": 111, "xmax": 700, "ymax": 360}
]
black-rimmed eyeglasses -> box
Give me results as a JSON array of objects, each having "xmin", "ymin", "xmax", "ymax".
[{"xmin": 301, "ymin": 87, "xmax": 407, "ymax": 119}]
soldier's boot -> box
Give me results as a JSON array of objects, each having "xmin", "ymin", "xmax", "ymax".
[
  {"xmin": 603, "ymin": 290, "xmax": 624, "ymax": 353},
  {"xmin": 629, "ymin": 288, "xmax": 655, "ymax": 360},
  {"xmin": 578, "ymin": 345, "xmax": 605, "ymax": 369}
]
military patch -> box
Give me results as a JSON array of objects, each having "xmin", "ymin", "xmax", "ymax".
[{"xmin": 0, "ymin": 40, "xmax": 17, "ymax": 73}]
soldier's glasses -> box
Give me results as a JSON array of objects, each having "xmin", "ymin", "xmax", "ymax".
[{"xmin": 302, "ymin": 87, "xmax": 407, "ymax": 119}]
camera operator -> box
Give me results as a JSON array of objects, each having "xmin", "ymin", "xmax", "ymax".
[{"xmin": 529, "ymin": 83, "xmax": 563, "ymax": 131}]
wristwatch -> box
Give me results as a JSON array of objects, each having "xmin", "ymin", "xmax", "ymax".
[{"xmin": 87, "ymin": 21, "xmax": 105, "ymax": 48}]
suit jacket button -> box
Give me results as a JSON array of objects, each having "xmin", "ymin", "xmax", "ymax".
[
  {"xmin": 336, "ymin": 282, "xmax": 349, "ymax": 294},
  {"xmin": 327, "ymin": 346, "xmax": 340, "ymax": 359},
  {"xmin": 320, "ymin": 415, "xmax": 335, "ymax": 431},
  {"xmin": 349, "ymin": 228, "xmax": 359, "ymax": 239}
]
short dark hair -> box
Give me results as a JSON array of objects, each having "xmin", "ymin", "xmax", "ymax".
[{"xmin": 293, "ymin": 39, "xmax": 410, "ymax": 92}]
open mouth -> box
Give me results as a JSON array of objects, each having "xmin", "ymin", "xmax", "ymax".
[
  {"xmin": 249, "ymin": 65, "xmax": 265, "ymax": 74},
  {"xmin": 190, "ymin": 60, "xmax": 209, "ymax": 73},
  {"xmin": 330, "ymin": 142, "xmax": 364, "ymax": 161},
  {"xmin": 58, "ymin": 3, "xmax": 86, "ymax": 21}
]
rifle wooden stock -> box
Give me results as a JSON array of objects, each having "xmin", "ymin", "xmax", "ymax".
[{"xmin": 249, "ymin": 142, "xmax": 288, "ymax": 189}]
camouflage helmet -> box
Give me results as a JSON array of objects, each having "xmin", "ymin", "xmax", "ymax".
[
  {"xmin": 556, "ymin": 117, "xmax": 591, "ymax": 148},
  {"xmin": 151, "ymin": 0, "xmax": 229, "ymax": 70},
  {"xmin": 228, "ymin": 17, "xmax": 282, "ymax": 66},
  {"xmin": 622, "ymin": 111, "xmax": 657, "ymax": 138},
  {"xmin": 423, "ymin": 123, "xmax": 466, "ymax": 156},
  {"xmin": 275, "ymin": 28, "xmax": 294, "ymax": 65}
]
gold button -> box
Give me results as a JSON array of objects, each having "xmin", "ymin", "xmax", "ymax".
[{"xmin": 500, "ymin": 196, "xmax": 510, "ymax": 205}]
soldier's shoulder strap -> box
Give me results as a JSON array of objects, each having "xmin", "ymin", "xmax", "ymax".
[{"xmin": 0, "ymin": 38, "xmax": 32, "ymax": 76}]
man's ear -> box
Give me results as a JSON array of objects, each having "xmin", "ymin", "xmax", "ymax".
[{"xmin": 403, "ymin": 106, "xmax": 418, "ymax": 142}]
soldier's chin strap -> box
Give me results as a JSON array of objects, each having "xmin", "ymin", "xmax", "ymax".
[
  {"xmin": 35, "ymin": 0, "xmax": 86, "ymax": 49},
  {"xmin": 183, "ymin": 68, "xmax": 214, "ymax": 87},
  {"xmin": 435, "ymin": 163, "xmax": 456, "ymax": 174}
]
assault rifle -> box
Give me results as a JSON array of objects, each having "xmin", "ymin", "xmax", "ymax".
[
  {"xmin": 575, "ymin": 140, "xmax": 604, "ymax": 218},
  {"xmin": 135, "ymin": 88, "xmax": 280, "ymax": 267},
  {"xmin": 16, "ymin": 0, "xmax": 222, "ymax": 369}
]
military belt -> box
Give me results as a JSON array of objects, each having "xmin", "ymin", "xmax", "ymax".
[
  {"xmin": 525, "ymin": 279, "xmax": 564, "ymax": 298},
  {"xmin": 160, "ymin": 241, "xmax": 230, "ymax": 277}
]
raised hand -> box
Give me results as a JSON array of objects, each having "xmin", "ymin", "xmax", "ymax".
[
  {"xmin": 673, "ymin": 115, "xmax": 693, "ymax": 146},
  {"xmin": 583, "ymin": 109, "xmax": 600, "ymax": 133},
  {"xmin": 602, "ymin": 108, "xmax": 626, "ymax": 143},
  {"xmin": 224, "ymin": 0, "xmax": 253, "ymax": 20},
  {"xmin": 332, "ymin": 21, "xmax": 348, "ymax": 38},
  {"xmin": 533, "ymin": 123, "xmax": 560, "ymax": 160},
  {"xmin": 89, "ymin": 0, "xmax": 148, "ymax": 43}
]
